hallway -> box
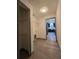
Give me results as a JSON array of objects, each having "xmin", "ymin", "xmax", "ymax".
[
  {"xmin": 28, "ymin": 39, "xmax": 61, "ymax": 59},
  {"xmin": 18, "ymin": 0, "xmax": 61, "ymax": 59}
]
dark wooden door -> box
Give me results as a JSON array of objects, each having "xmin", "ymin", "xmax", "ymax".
[{"xmin": 17, "ymin": 1, "xmax": 31, "ymax": 59}]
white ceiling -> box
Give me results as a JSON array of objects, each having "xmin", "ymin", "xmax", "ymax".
[{"xmin": 28, "ymin": 0, "xmax": 58, "ymax": 18}]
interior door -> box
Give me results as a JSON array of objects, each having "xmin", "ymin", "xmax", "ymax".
[{"xmin": 17, "ymin": 1, "xmax": 31, "ymax": 59}]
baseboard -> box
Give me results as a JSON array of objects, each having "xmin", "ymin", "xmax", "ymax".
[
  {"xmin": 56, "ymin": 40, "xmax": 61, "ymax": 51},
  {"xmin": 36, "ymin": 38, "xmax": 46, "ymax": 40}
]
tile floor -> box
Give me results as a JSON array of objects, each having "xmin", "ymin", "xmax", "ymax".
[
  {"xmin": 28, "ymin": 39, "xmax": 61, "ymax": 59},
  {"xmin": 47, "ymin": 32, "xmax": 56, "ymax": 42}
]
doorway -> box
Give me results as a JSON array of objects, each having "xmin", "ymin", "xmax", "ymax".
[
  {"xmin": 17, "ymin": 1, "xmax": 31, "ymax": 59},
  {"xmin": 46, "ymin": 17, "xmax": 56, "ymax": 42}
]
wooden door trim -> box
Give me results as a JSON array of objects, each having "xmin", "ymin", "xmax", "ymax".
[
  {"xmin": 17, "ymin": 0, "xmax": 31, "ymax": 57},
  {"xmin": 18, "ymin": 1, "xmax": 30, "ymax": 12},
  {"xmin": 46, "ymin": 17, "xmax": 57, "ymax": 41}
]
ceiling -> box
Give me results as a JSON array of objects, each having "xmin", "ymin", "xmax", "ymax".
[{"xmin": 28, "ymin": 0, "xmax": 58, "ymax": 18}]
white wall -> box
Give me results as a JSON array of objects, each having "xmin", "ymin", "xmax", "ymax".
[
  {"xmin": 56, "ymin": 0, "xmax": 61, "ymax": 48},
  {"xmin": 30, "ymin": 15, "xmax": 37, "ymax": 52},
  {"xmin": 36, "ymin": 18, "xmax": 46, "ymax": 39}
]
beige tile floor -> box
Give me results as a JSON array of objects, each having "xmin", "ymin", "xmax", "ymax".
[
  {"xmin": 47, "ymin": 32, "xmax": 56, "ymax": 41},
  {"xmin": 28, "ymin": 39, "xmax": 61, "ymax": 59}
]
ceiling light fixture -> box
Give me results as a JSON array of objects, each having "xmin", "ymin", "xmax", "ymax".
[{"xmin": 40, "ymin": 7, "xmax": 48, "ymax": 13}]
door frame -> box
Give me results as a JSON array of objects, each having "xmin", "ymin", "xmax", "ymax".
[
  {"xmin": 46, "ymin": 17, "xmax": 57, "ymax": 42},
  {"xmin": 17, "ymin": 0, "xmax": 31, "ymax": 57}
]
